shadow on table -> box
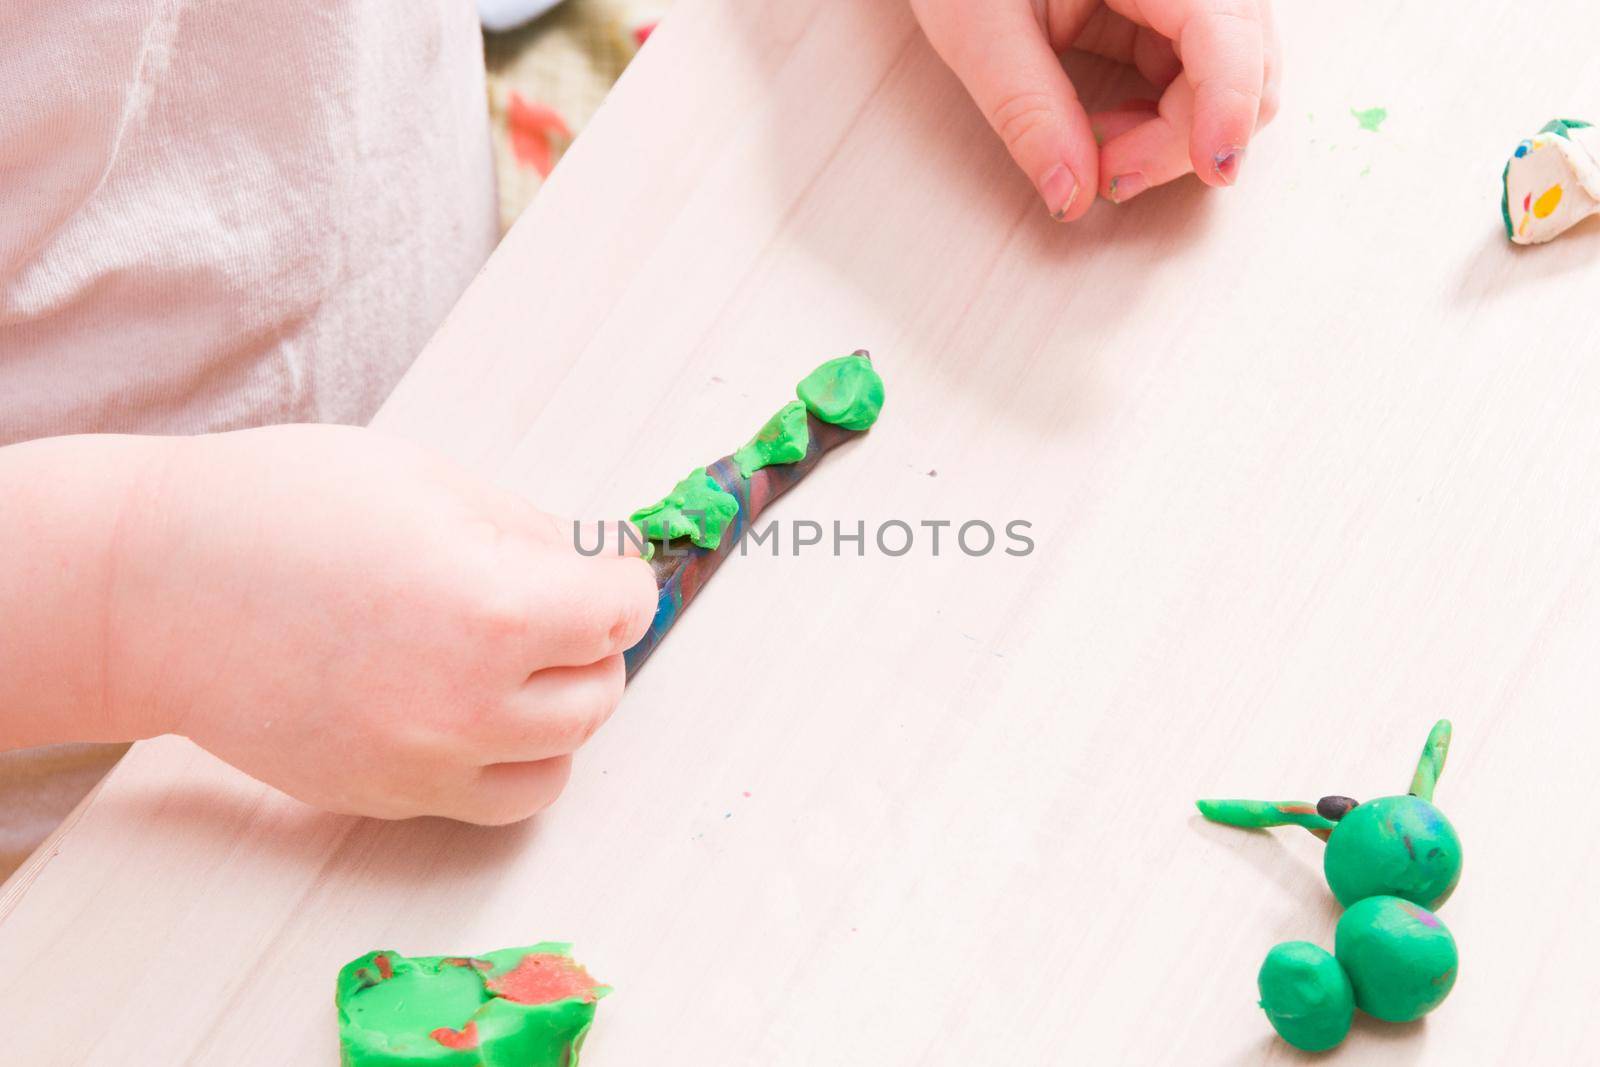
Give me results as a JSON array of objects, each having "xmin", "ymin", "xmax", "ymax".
[
  {"xmin": 1455, "ymin": 213, "xmax": 1600, "ymax": 304},
  {"xmin": 1189, "ymin": 815, "xmax": 1343, "ymax": 927},
  {"xmin": 1242, "ymin": 1015, "xmax": 1430, "ymax": 1064},
  {"xmin": 109, "ymin": 776, "xmax": 544, "ymax": 901}
]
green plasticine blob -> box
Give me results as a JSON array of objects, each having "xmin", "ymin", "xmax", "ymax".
[
  {"xmin": 1195, "ymin": 798, "xmax": 1335, "ymax": 835},
  {"xmin": 630, "ymin": 467, "xmax": 740, "ymax": 550},
  {"xmin": 796, "ymin": 351, "xmax": 885, "ymax": 431},
  {"xmin": 1256, "ymin": 942, "xmax": 1354, "ymax": 1053},
  {"xmin": 1541, "ymin": 117, "xmax": 1592, "ymax": 139},
  {"xmin": 1351, "ymin": 106, "xmax": 1388, "ymax": 132},
  {"xmin": 1501, "ymin": 157, "xmax": 1516, "ymax": 239},
  {"xmin": 734, "ymin": 400, "xmax": 811, "ymax": 477},
  {"xmin": 1323, "ymin": 794, "xmax": 1462, "ymax": 910},
  {"xmin": 336, "ymin": 945, "xmax": 607, "ymax": 1067},
  {"xmin": 1334, "ymin": 896, "xmax": 1457, "ymax": 1023}
]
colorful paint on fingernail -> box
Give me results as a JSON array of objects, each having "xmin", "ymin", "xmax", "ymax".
[
  {"xmin": 1109, "ymin": 174, "xmax": 1148, "ymax": 203},
  {"xmin": 1213, "ymin": 145, "xmax": 1244, "ymax": 184}
]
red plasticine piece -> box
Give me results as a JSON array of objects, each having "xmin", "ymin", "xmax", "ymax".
[
  {"xmin": 486, "ymin": 953, "xmax": 599, "ymax": 1005},
  {"xmin": 374, "ymin": 954, "xmax": 394, "ymax": 980},
  {"xmin": 441, "ymin": 957, "xmax": 491, "ymax": 970},
  {"xmin": 430, "ymin": 1022, "xmax": 480, "ymax": 1050},
  {"xmin": 507, "ymin": 91, "xmax": 571, "ymax": 178}
]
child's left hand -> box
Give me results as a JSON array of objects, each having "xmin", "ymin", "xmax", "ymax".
[{"xmin": 911, "ymin": 0, "xmax": 1280, "ymax": 217}]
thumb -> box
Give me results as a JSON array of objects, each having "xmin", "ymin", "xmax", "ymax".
[{"xmin": 914, "ymin": 0, "xmax": 1099, "ymax": 220}]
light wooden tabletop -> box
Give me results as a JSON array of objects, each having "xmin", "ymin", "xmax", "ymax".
[{"xmin": 4, "ymin": 0, "xmax": 1599, "ymax": 1062}]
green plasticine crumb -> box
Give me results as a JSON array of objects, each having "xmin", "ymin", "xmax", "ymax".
[
  {"xmin": 630, "ymin": 467, "xmax": 740, "ymax": 550},
  {"xmin": 734, "ymin": 400, "xmax": 810, "ymax": 477},
  {"xmin": 796, "ymin": 352, "xmax": 885, "ymax": 431},
  {"xmin": 1351, "ymin": 106, "xmax": 1388, "ymax": 132}
]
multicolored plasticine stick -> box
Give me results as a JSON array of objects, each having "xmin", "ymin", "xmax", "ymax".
[
  {"xmin": 1502, "ymin": 118, "xmax": 1600, "ymax": 244},
  {"xmin": 623, "ymin": 351, "xmax": 885, "ymax": 679},
  {"xmin": 336, "ymin": 944, "xmax": 607, "ymax": 1066},
  {"xmin": 1193, "ymin": 798, "xmax": 1337, "ymax": 841}
]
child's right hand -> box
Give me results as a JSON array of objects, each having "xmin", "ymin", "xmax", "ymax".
[
  {"xmin": 912, "ymin": 0, "xmax": 1281, "ymax": 217},
  {"xmin": 106, "ymin": 425, "xmax": 655, "ymax": 824}
]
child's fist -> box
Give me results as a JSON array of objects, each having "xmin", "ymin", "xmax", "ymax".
[
  {"xmin": 111, "ymin": 425, "xmax": 654, "ymax": 824},
  {"xmin": 911, "ymin": 0, "xmax": 1280, "ymax": 215}
]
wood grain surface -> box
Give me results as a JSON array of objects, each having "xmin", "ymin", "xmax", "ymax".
[{"xmin": 4, "ymin": 0, "xmax": 1599, "ymax": 1062}]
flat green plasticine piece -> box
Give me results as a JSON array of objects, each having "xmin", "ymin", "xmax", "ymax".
[
  {"xmin": 336, "ymin": 944, "xmax": 608, "ymax": 1067},
  {"xmin": 1195, "ymin": 798, "xmax": 1336, "ymax": 837},
  {"xmin": 1257, "ymin": 942, "xmax": 1354, "ymax": 1053},
  {"xmin": 1334, "ymin": 896, "xmax": 1457, "ymax": 1023},
  {"xmin": 629, "ymin": 467, "xmax": 740, "ymax": 549},
  {"xmin": 796, "ymin": 351, "xmax": 885, "ymax": 430},
  {"xmin": 733, "ymin": 400, "xmax": 811, "ymax": 477}
]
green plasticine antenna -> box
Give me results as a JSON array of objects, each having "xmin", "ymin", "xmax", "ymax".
[
  {"xmin": 1197, "ymin": 719, "xmax": 1462, "ymax": 910},
  {"xmin": 1192, "ymin": 799, "xmax": 1336, "ymax": 841},
  {"xmin": 1409, "ymin": 719, "xmax": 1450, "ymax": 802}
]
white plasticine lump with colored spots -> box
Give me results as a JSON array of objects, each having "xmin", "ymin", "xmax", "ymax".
[{"xmin": 1502, "ymin": 119, "xmax": 1600, "ymax": 245}]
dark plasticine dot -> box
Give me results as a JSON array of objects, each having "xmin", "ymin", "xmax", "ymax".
[{"xmin": 1316, "ymin": 796, "xmax": 1360, "ymax": 821}]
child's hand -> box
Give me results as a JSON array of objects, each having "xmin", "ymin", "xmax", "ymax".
[
  {"xmin": 111, "ymin": 425, "xmax": 655, "ymax": 824},
  {"xmin": 911, "ymin": 0, "xmax": 1280, "ymax": 216}
]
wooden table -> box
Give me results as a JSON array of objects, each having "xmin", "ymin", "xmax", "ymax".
[{"xmin": 4, "ymin": 0, "xmax": 1598, "ymax": 1061}]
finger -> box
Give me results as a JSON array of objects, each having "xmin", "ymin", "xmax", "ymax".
[
  {"xmin": 1258, "ymin": 0, "xmax": 1281, "ymax": 127},
  {"xmin": 1133, "ymin": 28, "xmax": 1182, "ymax": 88},
  {"xmin": 568, "ymin": 517, "xmax": 650, "ymax": 558},
  {"xmin": 913, "ymin": 0, "xmax": 1098, "ymax": 220},
  {"xmin": 1097, "ymin": 76, "xmax": 1199, "ymax": 202},
  {"xmin": 1118, "ymin": 0, "xmax": 1264, "ymax": 184},
  {"xmin": 453, "ymin": 756, "xmax": 574, "ymax": 825},
  {"xmin": 1072, "ymin": 8, "xmax": 1141, "ymax": 65},
  {"xmin": 485, "ymin": 656, "xmax": 626, "ymax": 762},
  {"xmin": 1068, "ymin": 11, "xmax": 1179, "ymax": 93},
  {"xmin": 522, "ymin": 554, "xmax": 657, "ymax": 669},
  {"xmin": 1090, "ymin": 105, "xmax": 1158, "ymax": 148}
]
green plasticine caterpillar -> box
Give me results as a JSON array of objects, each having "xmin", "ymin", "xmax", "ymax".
[{"xmin": 1199, "ymin": 721, "xmax": 1462, "ymax": 1052}]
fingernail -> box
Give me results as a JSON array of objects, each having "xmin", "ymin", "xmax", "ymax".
[
  {"xmin": 1213, "ymin": 144, "xmax": 1245, "ymax": 185},
  {"xmin": 1108, "ymin": 172, "xmax": 1148, "ymax": 204},
  {"xmin": 1040, "ymin": 164, "xmax": 1079, "ymax": 220}
]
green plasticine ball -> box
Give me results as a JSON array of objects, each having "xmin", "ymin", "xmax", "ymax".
[
  {"xmin": 1256, "ymin": 941, "xmax": 1354, "ymax": 1052},
  {"xmin": 1334, "ymin": 896, "xmax": 1458, "ymax": 1023},
  {"xmin": 1323, "ymin": 795, "xmax": 1462, "ymax": 910},
  {"xmin": 795, "ymin": 351, "xmax": 885, "ymax": 430}
]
